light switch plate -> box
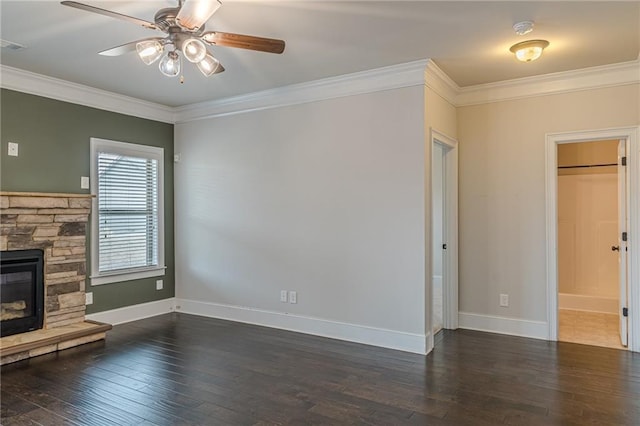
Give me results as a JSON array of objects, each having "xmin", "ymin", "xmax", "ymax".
[
  {"xmin": 85, "ymin": 292, "xmax": 93, "ymax": 305},
  {"xmin": 81, "ymin": 176, "xmax": 90, "ymax": 189},
  {"xmin": 8, "ymin": 142, "xmax": 18, "ymax": 157}
]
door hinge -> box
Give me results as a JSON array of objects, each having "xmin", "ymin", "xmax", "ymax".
[
  {"xmin": 442, "ymin": 243, "xmax": 447, "ymax": 250},
  {"xmin": 621, "ymin": 156, "xmax": 627, "ymax": 166},
  {"xmin": 623, "ymin": 307, "xmax": 628, "ymax": 317},
  {"xmin": 622, "ymin": 232, "xmax": 628, "ymax": 242}
]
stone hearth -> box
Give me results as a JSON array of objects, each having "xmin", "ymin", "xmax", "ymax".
[{"xmin": 0, "ymin": 191, "xmax": 110, "ymax": 364}]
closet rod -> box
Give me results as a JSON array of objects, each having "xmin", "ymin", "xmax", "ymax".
[{"xmin": 558, "ymin": 163, "xmax": 617, "ymax": 169}]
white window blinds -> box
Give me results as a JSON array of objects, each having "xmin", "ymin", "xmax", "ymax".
[
  {"xmin": 97, "ymin": 152, "xmax": 159, "ymax": 273},
  {"xmin": 90, "ymin": 138, "xmax": 165, "ymax": 285}
]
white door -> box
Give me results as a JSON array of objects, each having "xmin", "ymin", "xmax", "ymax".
[
  {"xmin": 430, "ymin": 129, "xmax": 459, "ymax": 349},
  {"xmin": 432, "ymin": 143, "xmax": 445, "ymax": 335},
  {"xmin": 618, "ymin": 139, "xmax": 629, "ymax": 347}
]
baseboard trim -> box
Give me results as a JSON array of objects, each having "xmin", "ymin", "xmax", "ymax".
[
  {"xmin": 558, "ymin": 293, "xmax": 618, "ymax": 314},
  {"xmin": 458, "ymin": 311, "xmax": 548, "ymax": 340},
  {"xmin": 86, "ymin": 298, "xmax": 176, "ymax": 326},
  {"xmin": 175, "ymin": 298, "xmax": 427, "ymax": 354}
]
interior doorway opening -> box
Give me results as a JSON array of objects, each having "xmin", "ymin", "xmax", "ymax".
[
  {"xmin": 556, "ymin": 140, "xmax": 626, "ymax": 349},
  {"xmin": 433, "ymin": 143, "xmax": 445, "ymax": 337},
  {"xmin": 429, "ymin": 129, "xmax": 458, "ymax": 351},
  {"xmin": 546, "ymin": 126, "xmax": 639, "ymax": 353}
]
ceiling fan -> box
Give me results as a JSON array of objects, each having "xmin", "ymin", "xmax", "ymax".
[{"xmin": 60, "ymin": 0, "xmax": 285, "ymax": 79}]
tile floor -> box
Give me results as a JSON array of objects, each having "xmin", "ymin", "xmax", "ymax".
[{"xmin": 558, "ymin": 309, "xmax": 626, "ymax": 350}]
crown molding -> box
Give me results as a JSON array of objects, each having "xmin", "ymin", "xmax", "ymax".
[
  {"xmin": 2, "ymin": 59, "xmax": 637, "ymax": 125},
  {"xmin": 174, "ymin": 59, "xmax": 430, "ymax": 123},
  {"xmin": 456, "ymin": 60, "xmax": 640, "ymax": 106},
  {"xmin": 424, "ymin": 60, "xmax": 459, "ymax": 106},
  {"xmin": 0, "ymin": 65, "xmax": 174, "ymax": 123}
]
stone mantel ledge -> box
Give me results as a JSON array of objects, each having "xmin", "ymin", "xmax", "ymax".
[{"xmin": 0, "ymin": 191, "xmax": 94, "ymax": 198}]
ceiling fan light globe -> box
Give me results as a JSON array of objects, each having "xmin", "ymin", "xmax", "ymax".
[
  {"xmin": 159, "ymin": 51, "xmax": 180, "ymax": 77},
  {"xmin": 182, "ymin": 38, "xmax": 207, "ymax": 63},
  {"xmin": 136, "ymin": 40, "xmax": 164, "ymax": 65},
  {"xmin": 197, "ymin": 54, "xmax": 220, "ymax": 76}
]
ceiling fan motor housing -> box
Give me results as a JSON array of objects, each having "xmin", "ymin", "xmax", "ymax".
[
  {"xmin": 154, "ymin": 7, "xmax": 205, "ymax": 50},
  {"xmin": 155, "ymin": 7, "xmax": 203, "ymax": 34}
]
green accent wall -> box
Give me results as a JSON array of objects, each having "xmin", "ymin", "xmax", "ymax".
[{"xmin": 0, "ymin": 89, "xmax": 175, "ymax": 314}]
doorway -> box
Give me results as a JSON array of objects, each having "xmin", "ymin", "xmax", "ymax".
[
  {"xmin": 546, "ymin": 126, "xmax": 639, "ymax": 352},
  {"xmin": 556, "ymin": 140, "xmax": 625, "ymax": 349},
  {"xmin": 430, "ymin": 129, "xmax": 458, "ymax": 350}
]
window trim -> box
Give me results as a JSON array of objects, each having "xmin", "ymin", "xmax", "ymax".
[{"xmin": 89, "ymin": 137, "xmax": 165, "ymax": 286}]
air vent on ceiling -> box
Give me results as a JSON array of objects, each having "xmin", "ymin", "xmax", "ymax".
[{"xmin": 0, "ymin": 39, "xmax": 25, "ymax": 51}]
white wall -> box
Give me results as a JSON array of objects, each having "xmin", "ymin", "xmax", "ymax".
[
  {"xmin": 174, "ymin": 86, "xmax": 426, "ymax": 340},
  {"xmin": 457, "ymin": 84, "xmax": 639, "ymax": 324},
  {"xmin": 558, "ymin": 173, "xmax": 618, "ymax": 298}
]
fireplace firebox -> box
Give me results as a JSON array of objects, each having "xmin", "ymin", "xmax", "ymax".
[{"xmin": 0, "ymin": 249, "xmax": 44, "ymax": 337}]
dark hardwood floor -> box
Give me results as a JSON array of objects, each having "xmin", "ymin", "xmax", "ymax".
[{"xmin": 2, "ymin": 313, "xmax": 640, "ymax": 425}]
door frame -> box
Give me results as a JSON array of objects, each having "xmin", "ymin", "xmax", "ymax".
[
  {"xmin": 429, "ymin": 128, "xmax": 459, "ymax": 351},
  {"xmin": 545, "ymin": 126, "xmax": 640, "ymax": 351}
]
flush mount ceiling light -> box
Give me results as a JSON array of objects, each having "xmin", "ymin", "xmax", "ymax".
[
  {"xmin": 510, "ymin": 39, "xmax": 550, "ymax": 62},
  {"xmin": 61, "ymin": 0, "xmax": 285, "ymax": 80}
]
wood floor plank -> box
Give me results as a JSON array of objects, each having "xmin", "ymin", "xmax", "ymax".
[{"xmin": 3, "ymin": 313, "xmax": 640, "ymax": 425}]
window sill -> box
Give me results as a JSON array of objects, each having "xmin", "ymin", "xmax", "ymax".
[{"xmin": 90, "ymin": 266, "xmax": 166, "ymax": 286}]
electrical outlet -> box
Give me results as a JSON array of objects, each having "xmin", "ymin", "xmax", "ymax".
[
  {"xmin": 174, "ymin": 153, "xmax": 181, "ymax": 163},
  {"xmin": 500, "ymin": 293, "xmax": 509, "ymax": 307},
  {"xmin": 289, "ymin": 291, "xmax": 297, "ymax": 304},
  {"xmin": 156, "ymin": 279, "xmax": 163, "ymax": 290},
  {"xmin": 81, "ymin": 176, "xmax": 90, "ymax": 189},
  {"xmin": 280, "ymin": 290, "xmax": 288, "ymax": 303},
  {"xmin": 85, "ymin": 292, "xmax": 93, "ymax": 305},
  {"xmin": 8, "ymin": 142, "xmax": 18, "ymax": 157}
]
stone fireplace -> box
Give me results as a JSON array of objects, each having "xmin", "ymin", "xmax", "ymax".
[{"xmin": 0, "ymin": 192, "xmax": 111, "ymax": 364}]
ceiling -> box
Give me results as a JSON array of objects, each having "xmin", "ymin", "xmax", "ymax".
[{"xmin": 1, "ymin": 1, "xmax": 638, "ymax": 107}]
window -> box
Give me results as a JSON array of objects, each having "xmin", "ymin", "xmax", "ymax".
[{"xmin": 90, "ymin": 138, "xmax": 165, "ymax": 285}]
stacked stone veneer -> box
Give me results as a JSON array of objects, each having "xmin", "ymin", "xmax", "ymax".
[{"xmin": 0, "ymin": 192, "xmax": 92, "ymax": 329}]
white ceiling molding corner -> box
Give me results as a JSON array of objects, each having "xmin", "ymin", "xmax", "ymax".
[
  {"xmin": 0, "ymin": 65, "xmax": 175, "ymax": 124},
  {"xmin": 424, "ymin": 60, "xmax": 460, "ymax": 107},
  {"xmin": 3, "ymin": 58, "xmax": 637, "ymax": 126},
  {"xmin": 456, "ymin": 60, "xmax": 640, "ymax": 107},
  {"xmin": 174, "ymin": 59, "xmax": 430, "ymax": 123}
]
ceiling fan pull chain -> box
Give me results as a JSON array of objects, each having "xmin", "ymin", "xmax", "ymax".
[{"xmin": 180, "ymin": 55, "xmax": 185, "ymax": 84}]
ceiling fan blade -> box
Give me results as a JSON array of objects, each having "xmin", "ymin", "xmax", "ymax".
[
  {"xmin": 98, "ymin": 38, "xmax": 164, "ymax": 57},
  {"xmin": 176, "ymin": 0, "xmax": 222, "ymax": 31},
  {"xmin": 202, "ymin": 32, "xmax": 285, "ymax": 54},
  {"xmin": 60, "ymin": 1, "xmax": 157, "ymax": 30}
]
